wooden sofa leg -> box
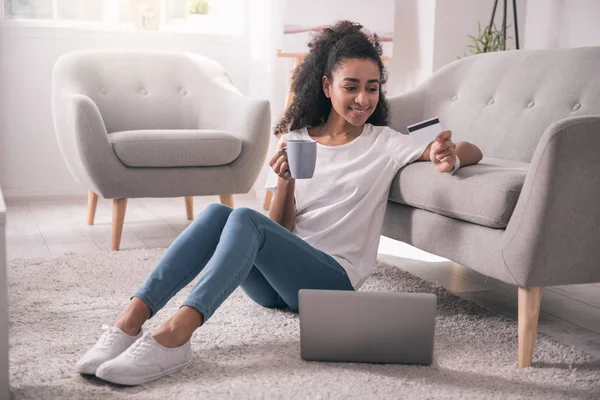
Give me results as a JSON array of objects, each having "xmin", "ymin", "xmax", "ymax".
[
  {"xmin": 220, "ymin": 194, "xmax": 234, "ymax": 208},
  {"xmin": 185, "ymin": 196, "xmax": 194, "ymax": 220},
  {"xmin": 518, "ymin": 287, "xmax": 542, "ymax": 368},
  {"xmin": 87, "ymin": 191, "xmax": 99, "ymax": 225},
  {"xmin": 111, "ymin": 198, "xmax": 128, "ymax": 251}
]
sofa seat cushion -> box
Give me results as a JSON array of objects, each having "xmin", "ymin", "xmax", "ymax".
[
  {"xmin": 109, "ymin": 129, "xmax": 242, "ymax": 167},
  {"xmin": 388, "ymin": 157, "xmax": 528, "ymax": 229}
]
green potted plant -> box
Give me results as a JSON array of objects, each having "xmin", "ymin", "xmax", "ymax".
[
  {"xmin": 186, "ymin": 0, "xmax": 209, "ymax": 25},
  {"xmin": 461, "ymin": 21, "xmax": 512, "ymax": 58},
  {"xmin": 187, "ymin": 0, "xmax": 209, "ymax": 14}
]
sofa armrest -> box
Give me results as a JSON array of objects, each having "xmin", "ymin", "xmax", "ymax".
[
  {"xmin": 386, "ymin": 88, "xmax": 426, "ymax": 133},
  {"xmin": 502, "ymin": 115, "xmax": 600, "ymax": 287},
  {"xmin": 57, "ymin": 94, "xmax": 127, "ymax": 196}
]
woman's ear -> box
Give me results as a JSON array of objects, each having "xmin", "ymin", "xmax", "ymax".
[{"xmin": 322, "ymin": 76, "xmax": 331, "ymax": 98}]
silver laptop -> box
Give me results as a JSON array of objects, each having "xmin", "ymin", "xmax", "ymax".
[{"xmin": 299, "ymin": 290, "xmax": 436, "ymax": 365}]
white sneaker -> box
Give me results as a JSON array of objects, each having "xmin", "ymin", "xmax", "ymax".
[
  {"xmin": 75, "ymin": 324, "xmax": 143, "ymax": 375},
  {"xmin": 95, "ymin": 332, "xmax": 193, "ymax": 386}
]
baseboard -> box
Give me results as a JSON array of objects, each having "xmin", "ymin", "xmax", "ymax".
[
  {"xmin": 5, "ymin": 193, "xmax": 88, "ymax": 205},
  {"xmin": 1, "ymin": 186, "xmax": 87, "ymax": 204},
  {"xmin": 4, "ymin": 189, "xmax": 264, "ymax": 205}
]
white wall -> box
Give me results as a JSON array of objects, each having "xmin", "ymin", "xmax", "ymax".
[
  {"xmin": 281, "ymin": 0, "xmax": 395, "ymax": 57},
  {"xmin": 387, "ymin": 0, "xmax": 436, "ymax": 95},
  {"xmin": 432, "ymin": 0, "xmax": 527, "ymax": 71},
  {"xmin": 245, "ymin": 0, "xmax": 287, "ymax": 203},
  {"xmin": 388, "ymin": 0, "xmax": 527, "ymax": 95},
  {"xmin": 524, "ymin": 0, "xmax": 600, "ymax": 49}
]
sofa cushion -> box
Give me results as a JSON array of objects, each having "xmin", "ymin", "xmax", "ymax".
[
  {"xmin": 109, "ymin": 129, "xmax": 242, "ymax": 167},
  {"xmin": 388, "ymin": 157, "xmax": 528, "ymax": 229}
]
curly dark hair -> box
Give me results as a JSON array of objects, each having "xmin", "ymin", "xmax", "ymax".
[{"xmin": 274, "ymin": 20, "xmax": 389, "ymax": 135}]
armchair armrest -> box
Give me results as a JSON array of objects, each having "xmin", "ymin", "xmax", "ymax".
[
  {"xmin": 197, "ymin": 89, "xmax": 271, "ymax": 193},
  {"xmin": 502, "ymin": 115, "xmax": 600, "ymax": 287},
  {"xmin": 386, "ymin": 88, "xmax": 426, "ymax": 134},
  {"xmin": 54, "ymin": 94, "xmax": 127, "ymax": 196}
]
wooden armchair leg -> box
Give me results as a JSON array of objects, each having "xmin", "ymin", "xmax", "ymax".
[
  {"xmin": 220, "ymin": 194, "xmax": 234, "ymax": 208},
  {"xmin": 87, "ymin": 191, "xmax": 99, "ymax": 225},
  {"xmin": 111, "ymin": 198, "xmax": 128, "ymax": 251},
  {"xmin": 185, "ymin": 196, "xmax": 194, "ymax": 220},
  {"xmin": 263, "ymin": 191, "xmax": 273, "ymax": 211},
  {"xmin": 518, "ymin": 287, "xmax": 542, "ymax": 368}
]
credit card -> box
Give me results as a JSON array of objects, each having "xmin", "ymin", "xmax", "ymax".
[{"xmin": 407, "ymin": 117, "xmax": 443, "ymax": 146}]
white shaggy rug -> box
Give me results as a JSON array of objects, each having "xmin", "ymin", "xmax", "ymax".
[{"xmin": 7, "ymin": 249, "xmax": 600, "ymax": 399}]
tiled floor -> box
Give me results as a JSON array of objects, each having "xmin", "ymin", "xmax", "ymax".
[{"xmin": 6, "ymin": 193, "xmax": 600, "ymax": 359}]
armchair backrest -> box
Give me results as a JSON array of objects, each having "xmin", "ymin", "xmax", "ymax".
[
  {"xmin": 52, "ymin": 50, "xmax": 238, "ymax": 133},
  {"xmin": 417, "ymin": 47, "xmax": 600, "ymax": 162}
]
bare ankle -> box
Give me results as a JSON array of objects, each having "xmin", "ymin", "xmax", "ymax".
[
  {"xmin": 151, "ymin": 307, "xmax": 203, "ymax": 348},
  {"xmin": 114, "ymin": 310, "xmax": 143, "ymax": 336},
  {"xmin": 114, "ymin": 319, "xmax": 141, "ymax": 337},
  {"xmin": 114, "ymin": 297, "xmax": 151, "ymax": 336},
  {"xmin": 152, "ymin": 325, "xmax": 193, "ymax": 348}
]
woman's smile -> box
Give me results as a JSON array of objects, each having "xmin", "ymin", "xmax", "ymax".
[{"xmin": 349, "ymin": 106, "xmax": 370, "ymax": 116}]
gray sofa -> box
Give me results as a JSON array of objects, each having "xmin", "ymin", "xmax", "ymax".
[
  {"xmin": 384, "ymin": 46, "xmax": 600, "ymax": 367},
  {"xmin": 52, "ymin": 50, "xmax": 270, "ymax": 251}
]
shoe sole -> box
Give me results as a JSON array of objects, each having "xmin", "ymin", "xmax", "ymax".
[
  {"xmin": 96, "ymin": 358, "xmax": 194, "ymax": 386},
  {"xmin": 75, "ymin": 364, "xmax": 98, "ymax": 375}
]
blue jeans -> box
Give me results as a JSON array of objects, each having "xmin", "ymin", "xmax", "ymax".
[{"xmin": 132, "ymin": 203, "xmax": 354, "ymax": 322}]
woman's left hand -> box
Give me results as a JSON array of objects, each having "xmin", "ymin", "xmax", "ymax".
[{"xmin": 430, "ymin": 130, "xmax": 457, "ymax": 173}]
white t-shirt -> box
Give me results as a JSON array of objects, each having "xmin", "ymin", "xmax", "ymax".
[{"xmin": 265, "ymin": 123, "xmax": 429, "ymax": 289}]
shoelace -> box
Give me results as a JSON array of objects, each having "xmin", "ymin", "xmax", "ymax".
[
  {"xmin": 128, "ymin": 335, "xmax": 154, "ymax": 360},
  {"xmin": 97, "ymin": 324, "xmax": 120, "ymax": 349}
]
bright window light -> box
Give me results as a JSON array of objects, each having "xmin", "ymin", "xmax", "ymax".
[{"xmin": 2, "ymin": 0, "xmax": 244, "ymax": 35}]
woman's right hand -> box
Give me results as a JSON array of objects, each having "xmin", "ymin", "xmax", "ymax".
[{"xmin": 269, "ymin": 141, "xmax": 292, "ymax": 181}]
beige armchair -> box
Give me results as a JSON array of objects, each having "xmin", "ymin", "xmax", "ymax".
[{"xmin": 52, "ymin": 50, "xmax": 270, "ymax": 250}]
